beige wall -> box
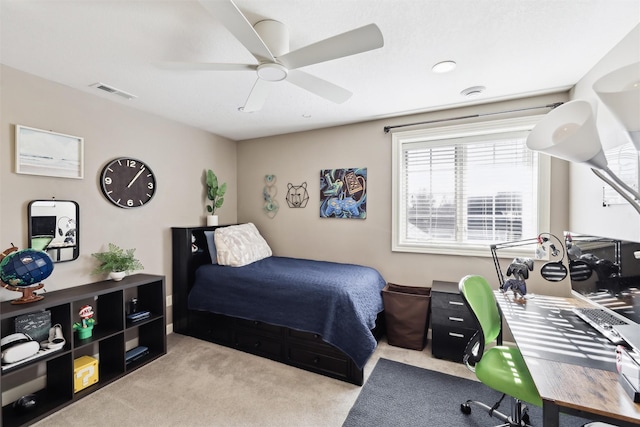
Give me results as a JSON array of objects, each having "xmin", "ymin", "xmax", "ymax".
[
  {"xmin": 237, "ymin": 93, "xmax": 572, "ymax": 296},
  {"xmin": 0, "ymin": 66, "xmax": 238, "ymax": 317}
]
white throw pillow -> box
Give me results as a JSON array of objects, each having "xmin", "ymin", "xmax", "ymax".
[{"xmin": 214, "ymin": 223, "xmax": 272, "ymax": 266}]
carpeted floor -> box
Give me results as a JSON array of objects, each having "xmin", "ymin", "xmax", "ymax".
[
  {"xmin": 343, "ymin": 358, "xmax": 592, "ymax": 427},
  {"xmin": 30, "ymin": 334, "xmax": 590, "ymax": 426}
]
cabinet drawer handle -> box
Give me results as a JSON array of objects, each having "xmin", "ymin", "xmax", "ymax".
[
  {"xmin": 448, "ymin": 301, "xmax": 464, "ymax": 306},
  {"xmin": 254, "ymin": 341, "xmax": 261, "ymax": 348},
  {"xmin": 448, "ymin": 317, "xmax": 464, "ymax": 322},
  {"xmin": 313, "ymin": 357, "xmax": 320, "ymax": 365},
  {"xmin": 448, "ymin": 332, "xmax": 465, "ymax": 338}
]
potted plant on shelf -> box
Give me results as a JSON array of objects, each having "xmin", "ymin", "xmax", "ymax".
[
  {"xmin": 205, "ymin": 169, "xmax": 227, "ymax": 226},
  {"xmin": 91, "ymin": 243, "xmax": 144, "ymax": 281}
]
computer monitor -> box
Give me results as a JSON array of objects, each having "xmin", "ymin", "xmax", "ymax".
[
  {"xmin": 565, "ymin": 231, "xmax": 640, "ymax": 324},
  {"xmin": 31, "ymin": 216, "xmax": 56, "ymax": 237}
]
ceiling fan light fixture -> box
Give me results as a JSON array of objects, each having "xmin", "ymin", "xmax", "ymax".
[
  {"xmin": 431, "ymin": 60, "xmax": 457, "ymax": 74},
  {"xmin": 257, "ymin": 63, "xmax": 288, "ymax": 82}
]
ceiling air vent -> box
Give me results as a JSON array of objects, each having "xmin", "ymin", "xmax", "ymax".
[{"xmin": 89, "ymin": 82, "xmax": 137, "ymax": 100}]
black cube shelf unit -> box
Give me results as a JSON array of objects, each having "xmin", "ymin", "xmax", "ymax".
[{"xmin": 0, "ymin": 274, "xmax": 166, "ymax": 427}]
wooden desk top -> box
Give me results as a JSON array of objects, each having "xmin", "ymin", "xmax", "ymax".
[{"xmin": 495, "ymin": 292, "xmax": 640, "ymax": 426}]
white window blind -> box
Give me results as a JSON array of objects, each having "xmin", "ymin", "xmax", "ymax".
[{"xmin": 392, "ymin": 116, "xmax": 550, "ymax": 256}]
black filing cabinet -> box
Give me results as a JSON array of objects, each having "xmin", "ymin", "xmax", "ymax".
[{"xmin": 430, "ymin": 280, "xmax": 477, "ymax": 362}]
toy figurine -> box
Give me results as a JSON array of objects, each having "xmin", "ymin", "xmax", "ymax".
[{"xmin": 73, "ymin": 305, "xmax": 95, "ymax": 339}]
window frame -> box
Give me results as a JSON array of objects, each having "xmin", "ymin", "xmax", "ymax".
[{"xmin": 391, "ymin": 115, "xmax": 551, "ymax": 257}]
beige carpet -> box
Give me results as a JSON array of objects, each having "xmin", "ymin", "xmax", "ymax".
[{"xmin": 34, "ymin": 333, "xmax": 476, "ymax": 427}]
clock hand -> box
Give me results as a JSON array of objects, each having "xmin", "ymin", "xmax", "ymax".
[{"xmin": 127, "ymin": 167, "xmax": 145, "ymax": 188}]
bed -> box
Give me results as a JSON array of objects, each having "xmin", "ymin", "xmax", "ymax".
[{"xmin": 171, "ymin": 224, "xmax": 386, "ymax": 385}]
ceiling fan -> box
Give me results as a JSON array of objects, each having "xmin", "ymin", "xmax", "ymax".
[{"xmin": 166, "ymin": 0, "xmax": 384, "ymax": 112}]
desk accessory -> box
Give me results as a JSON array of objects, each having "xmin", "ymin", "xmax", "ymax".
[
  {"xmin": 41, "ymin": 324, "xmax": 66, "ymax": 350},
  {"xmin": 0, "ymin": 245, "xmax": 52, "ymax": 304},
  {"xmin": 616, "ymin": 346, "xmax": 640, "ymax": 403},
  {"xmin": 13, "ymin": 394, "xmax": 38, "ymax": 414},
  {"xmin": 126, "ymin": 310, "xmax": 150, "ymax": 322},
  {"xmin": 74, "ymin": 355, "xmax": 98, "ymax": 392},
  {"xmin": 15, "ymin": 310, "xmax": 51, "ymax": 343},
  {"xmin": 1, "ymin": 333, "xmax": 40, "ymax": 364},
  {"xmin": 73, "ymin": 305, "xmax": 95, "ymax": 339},
  {"xmin": 125, "ymin": 345, "xmax": 149, "ymax": 365},
  {"xmin": 491, "ymin": 233, "xmax": 567, "ymax": 300}
]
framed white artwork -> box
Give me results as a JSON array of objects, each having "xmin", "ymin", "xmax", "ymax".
[{"xmin": 15, "ymin": 125, "xmax": 84, "ymax": 179}]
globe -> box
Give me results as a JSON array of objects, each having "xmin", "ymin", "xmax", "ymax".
[{"xmin": 0, "ymin": 249, "xmax": 54, "ymax": 287}]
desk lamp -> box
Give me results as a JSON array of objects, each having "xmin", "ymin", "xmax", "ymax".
[
  {"xmin": 526, "ymin": 99, "xmax": 640, "ymax": 214},
  {"xmin": 593, "ymin": 62, "xmax": 640, "ymax": 149}
]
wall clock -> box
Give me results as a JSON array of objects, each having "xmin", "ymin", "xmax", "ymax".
[{"xmin": 100, "ymin": 157, "xmax": 156, "ymax": 208}]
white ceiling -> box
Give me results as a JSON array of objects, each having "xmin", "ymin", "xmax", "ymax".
[{"xmin": 1, "ymin": 1, "xmax": 639, "ymax": 141}]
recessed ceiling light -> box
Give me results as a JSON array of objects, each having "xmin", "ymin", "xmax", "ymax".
[
  {"xmin": 460, "ymin": 86, "xmax": 486, "ymax": 97},
  {"xmin": 431, "ymin": 60, "xmax": 457, "ymax": 74}
]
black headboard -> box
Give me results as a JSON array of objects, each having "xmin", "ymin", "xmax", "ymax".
[{"xmin": 171, "ymin": 225, "xmax": 229, "ymax": 333}]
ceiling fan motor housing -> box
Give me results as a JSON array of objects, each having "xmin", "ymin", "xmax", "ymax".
[{"xmin": 254, "ymin": 20, "xmax": 289, "ymax": 57}]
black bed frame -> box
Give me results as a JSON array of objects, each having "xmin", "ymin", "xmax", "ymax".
[{"xmin": 171, "ymin": 226, "xmax": 384, "ymax": 386}]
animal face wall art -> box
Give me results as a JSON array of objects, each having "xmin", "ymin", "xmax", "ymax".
[{"xmin": 320, "ymin": 168, "xmax": 367, "ymax": 219}]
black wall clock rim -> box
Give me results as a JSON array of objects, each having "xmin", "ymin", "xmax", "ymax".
[{"xmin": 100, "ymin": 157, "xmax": 157, "ymax": 209}]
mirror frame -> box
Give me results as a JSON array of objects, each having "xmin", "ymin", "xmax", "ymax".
[{"xmin": 28, "ymin": 200, "xmax": 79, "ymax": 262}]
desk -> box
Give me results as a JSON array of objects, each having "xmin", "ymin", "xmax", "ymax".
[{"xmin": 495, "ymin": 291, "xmax": 640, "ymax": 427}]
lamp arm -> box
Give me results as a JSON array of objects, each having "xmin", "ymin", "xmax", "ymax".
[
  {"xmin": 592, "ymin": 168, "xmax": 640, "ymax": 215},
  {"xmin": 602, "ymin": 166, "xmax": 640, "ymax": 201}
]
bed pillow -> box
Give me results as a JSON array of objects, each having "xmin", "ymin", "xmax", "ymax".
[
  {"xmin": 203, "ymin": 231, "xmax": 218, "ymax": 264},
  {"xmin": 214, "ymin": 223, "xmax": 272, "ymax": 267}
]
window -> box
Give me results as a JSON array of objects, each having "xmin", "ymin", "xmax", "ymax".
[{"xmin": 392, "ymin": 116, "xmax": 550, "ymax": 256}]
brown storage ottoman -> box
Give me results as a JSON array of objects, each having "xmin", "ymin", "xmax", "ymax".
[{"xmin": 382, "ymin": 283, "xmax": 431, "ymax": 350}]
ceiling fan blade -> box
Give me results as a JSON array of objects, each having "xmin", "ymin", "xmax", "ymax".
[
  {"xmin": 278, "ymin": 23, "xmax": 384, "ymax": 70},
  {"xmin": 198, "ymin": 0, "xmax": 275, "ymax": 63},
  {"xmin": 159, "ymin": 62, "xmax": 256, "ymax": 71},
  {"xmin": 286, "ymin": 70, "xmax": 352, "ymax": 104},
  {"xmin": 242, "ymin": 78, "xmax": 272, "ymax": 112}
]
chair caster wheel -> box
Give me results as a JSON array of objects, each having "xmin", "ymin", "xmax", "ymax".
[{"xmin": 460, "ymin": 403, "xmax": 471, "ymax": 415}]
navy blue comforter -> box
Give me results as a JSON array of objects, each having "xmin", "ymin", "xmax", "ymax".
[{"xmin": 188, "ymin": 256, "xmax": 386, "ymax": 369}]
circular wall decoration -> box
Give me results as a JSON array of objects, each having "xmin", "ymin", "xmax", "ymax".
[{"xmin": 100, "ymin": 157, "xmax": 156, "ymax": 208}]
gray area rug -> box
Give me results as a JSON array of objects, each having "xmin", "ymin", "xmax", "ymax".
[{"xmin": 343, "ymin": 358, "xmax": 591, "ymax": 427}]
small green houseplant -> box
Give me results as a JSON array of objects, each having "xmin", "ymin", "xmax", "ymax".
[
  {"xmin": 206, "ymin": 169, "xmax": 227, "ymax": 214},
  {"xmin": 91, "ymin": 243, "xmax": 144, "ymax": 281},
  {"xmin": 206, "ymin": 169, "xmax": 227, "ymax": 225}
]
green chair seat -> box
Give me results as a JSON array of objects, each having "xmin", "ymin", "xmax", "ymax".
[
  {"xmin": 31, "ymin": 236, "xmax": 53, "ymax": 252},
  {"xmin": 475, "ymin": 345, "xmax": 542, "ymax": 407}
]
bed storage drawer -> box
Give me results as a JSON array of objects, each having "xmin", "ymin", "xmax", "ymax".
[
  {"xmin": 287, "ymin": 345, "xmax": 349, "ymax": 379},
  {"xmin": 235, "ymin": 330, "xmax": 284, "ymax": 358},
  {"xmin": 287, "ymin": 329, "xmax": 344, "ymax": 356},
  {"xmin": 188, "ymin": 311, "xmax": 233, "ymax": 344},
  {"xmin": 288, "ymin": 329, "xmax": 323, "ymax": 343},
  {"xmin": 236, "ymin": 318, "xmax": 283, "ymax": 334}
]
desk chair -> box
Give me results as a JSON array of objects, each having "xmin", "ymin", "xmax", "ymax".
[
  {"xmin": 30, "ymin": 235, "xmax": 53, "ymax": 252},
  {"xmin": 458, "ymin": 274, "xmax": 542, "ymax": 427}
]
